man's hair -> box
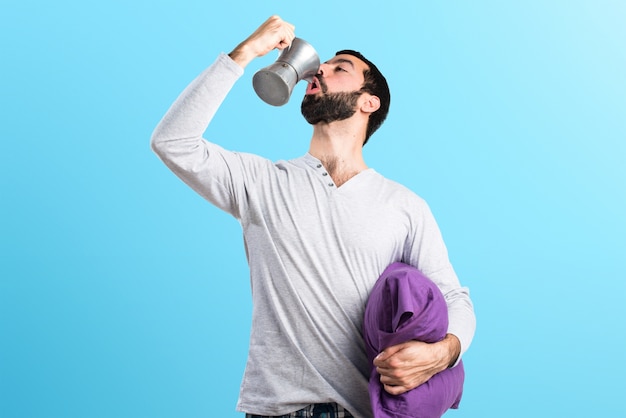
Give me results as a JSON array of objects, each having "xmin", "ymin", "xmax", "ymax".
[{"xmin": 336, "ymin": 49, "xmax": 391, "ymax": 145}]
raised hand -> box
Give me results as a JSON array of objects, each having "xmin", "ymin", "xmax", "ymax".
[{"xmin": 229, "ymin": 15, "xmax": 296, "ymax": 69}]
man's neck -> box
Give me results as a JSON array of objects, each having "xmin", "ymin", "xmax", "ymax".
[{"xmin": 308, "ymin": 122, "xmax": 368, "ymax": 187}]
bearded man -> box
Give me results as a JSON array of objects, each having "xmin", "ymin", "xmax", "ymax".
[{"xmin": 151, "ymin": 15, "xmax": 475, "ymax": 418}]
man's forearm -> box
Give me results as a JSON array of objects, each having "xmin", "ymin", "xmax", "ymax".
[
  {"xmin": 441, "ymin": 334, "xmax": 461, "ymax": 369},
  {"xmin": 444, "ymin": 285, "xmax": 476, "ymax": 363}
]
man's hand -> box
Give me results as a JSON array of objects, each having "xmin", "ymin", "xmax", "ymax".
[
  {"xmin": 373, "ymin": 334, "xmax": 461, "ymax": 395},
  {"xmin": 229, "ymin": 15, "xmax": 296, "ymax": 69}
]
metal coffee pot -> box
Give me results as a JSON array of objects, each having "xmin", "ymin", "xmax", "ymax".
[{"xmin": 253, "ymin": 38, "xmax": 320, "ymax": 106}]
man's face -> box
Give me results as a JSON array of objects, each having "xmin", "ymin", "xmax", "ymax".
[{"xmin": 300, "ymin": 54, "xmax": 369, "ymax": 125}]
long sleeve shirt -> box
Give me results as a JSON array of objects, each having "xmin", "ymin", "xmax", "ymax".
[{"xmin": 151, "ymin": 53, "xmax": 476, "ymax": 418}]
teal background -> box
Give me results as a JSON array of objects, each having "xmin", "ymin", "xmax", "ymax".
[{"xmin": 1, "ymin": 1, "xmax": 625, "ymax": 417}]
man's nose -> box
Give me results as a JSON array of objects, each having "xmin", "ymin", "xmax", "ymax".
[{"xmin": 317, "ymin": 63, "xmax": 329, "ymax": 76}]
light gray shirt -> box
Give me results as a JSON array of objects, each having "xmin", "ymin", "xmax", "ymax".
[{"xmin": 151, "ymin": 53, "xmax": 476, "ymax": 418}]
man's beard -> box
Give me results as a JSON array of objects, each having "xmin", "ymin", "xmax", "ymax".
[{"xmin": 300, "ymin": 90, "xmax": 363, "ymax": 125}]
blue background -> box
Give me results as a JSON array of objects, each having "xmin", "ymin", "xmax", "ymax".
[{"xmin": 1, "ymin": 1, "xmax": 624, "ymax": 417}]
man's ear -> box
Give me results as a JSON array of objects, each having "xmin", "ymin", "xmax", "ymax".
[{"xmin": 360, "ymin": 94, "xmax": 381, "ymax": 114}]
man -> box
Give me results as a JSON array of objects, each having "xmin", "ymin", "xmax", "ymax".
[{"xmin": 151, "ymin": 15, "xmax": 475, "ymax": 418}]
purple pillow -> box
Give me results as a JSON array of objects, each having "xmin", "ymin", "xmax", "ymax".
[{"xmin": 363, "ymin": 262, "xmax": 465, "ymax": 418}]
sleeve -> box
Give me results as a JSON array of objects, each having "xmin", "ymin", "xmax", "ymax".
[
  {"xmin": 150, "ymin": 53, "xmax": 272, "ymax": 219},
  {"xmin": 403, "ymin": 199, "xmax": 476, "ymax": 365}
]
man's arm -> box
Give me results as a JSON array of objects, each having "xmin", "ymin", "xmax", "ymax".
[
  {"xmin": 373, "ymin": 334, "xmax": 461, "ymax": 396},
  {"xmin": 150, "ymin": 16, "xmax": 295, "ymax": 212},
  {"xmin": 151, "ymin": 14, "xmax": 295, "ymax": 153},
  {"xmin": 373, "ymin": 201, "xmax": 475, "ymax": 395},
  {"xmin": 151, "ymin": 14, "xmax": 294, "ymax": 147}
]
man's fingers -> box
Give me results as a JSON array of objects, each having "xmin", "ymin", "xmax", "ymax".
[
  {"xmin": 383, "ymin": 383, "xmax": 410, "ymax": 396},
  {"xmin": 373, "ymin": 342, "xmax": 407, "ymax": 366},
  {"xmin": 275, "ymin": 22, "xmax": 295, "ymax": 50},
  {"xmin": 260, "ymin": 15, "xmax": 295, "ymax": 51},
  {"xmin": 229, "ymin": 15, "xmax": 296, "ymax": 68}
]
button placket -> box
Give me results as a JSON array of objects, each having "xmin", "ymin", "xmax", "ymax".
[{"xmin": 315, "ymin": 163, "xmax": 334, "ymax": 187}]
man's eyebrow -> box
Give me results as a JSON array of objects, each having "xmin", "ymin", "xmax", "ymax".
[{"xmin": 325, "ymin": 57, "xmax": 356, "ymax": 68}]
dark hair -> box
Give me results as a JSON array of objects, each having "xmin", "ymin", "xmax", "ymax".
[{"xmin": 336, "ymin": 49, "xmax": 390, "ymax": 145}]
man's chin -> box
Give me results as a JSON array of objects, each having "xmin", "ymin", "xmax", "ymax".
[{"xmin": 301, "ymin": 114, "xmax": 325, "ymax": 125}]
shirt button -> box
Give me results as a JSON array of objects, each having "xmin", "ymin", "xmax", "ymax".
[
  {"xmin": 322, "ymin": 172, "xmax": 328, "ymax": 176},
  {"xmin": 316, "ymin": 164, "xmax": 322, "ymax": 168},
  {"xmin": 328, "ymin": 183, "xmax": 334, "ymax": 187}
]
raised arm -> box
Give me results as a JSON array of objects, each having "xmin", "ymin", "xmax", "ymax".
[
  {"xmin": 151, "ymin": 15, "xmax": 295, "ymax": 148},
  {"xmin": 150, "ymin": 16, "xmax": 295, "ymax": 214}
]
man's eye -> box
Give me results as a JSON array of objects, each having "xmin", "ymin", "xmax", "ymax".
[{"xmin": 336, "ymin": 66, "xmax": 347, "ymax": 72}]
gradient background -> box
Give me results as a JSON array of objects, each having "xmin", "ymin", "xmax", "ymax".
[{"xmin": 1, "ymin": 1, "xmax": 625, "ymax": 417}]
